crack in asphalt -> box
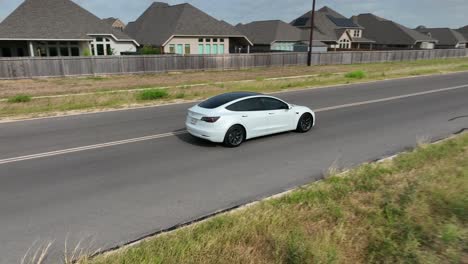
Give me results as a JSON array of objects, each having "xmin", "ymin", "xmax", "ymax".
[{"xmin": 449, "ymin": 115, "xmax": 468, "ymax": 121}]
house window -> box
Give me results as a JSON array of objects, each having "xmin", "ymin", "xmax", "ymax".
[
  {"xmin": 60, "ymin": 47, "xmax": 69, "ymax": 56},
  {"xmin": 106, "ymin": 44, "xmax": 112, "ymax": 55},
  {"xmin": 185, "ymin": 44, "xmax": 191, "ymax": 55},
  {"xmin": 176, "ymin": 44, "xmax": 183, "ymax": 54},
  {"xmin": 219, "ymin": 44, "xmax": 225, "ymax": 54},
  {"xmin": 198, "ymin": 38, "xmax": 203, "ymax": 42},
  {"xmin": 17, "ymin": 48, "xmax": 25, "ymax": 57},
  {"xmin": 213, "ymin": 38, "xmax": 218, "ymax": 42},
  {"xmin": 91, "ymin": 44, "xmax": 95, "ymax": 55},
  {"xmin": 353, "ymin": 30, "xmax": 360, "ymax": 38},
  {"xmin": 220, "ymin": 39, "xmax": 225, "ymax": 43},
  {"xmin": 48, "ymin": 47, "xmax": 58, "ymax": 56},
  {"xmin": 71, "ymin": 47, "xmax": 80, "ymax": 56},
  {"xmin": 96, "ymin": 37, "xmax": 103, "ymax": 42},
  {"xmin": 169, "ymin": 44, "xmax": 175, "ymax": 53},
  {"xmin": 198, "ymin": 44, "xmax": 204, "ymax": 54},
  {"xmin": 205, "ymin": 38, "xmax": 211, "ymax": 42},
  {"xmin": 97, "ymin": 44, "xmax": 105, "ymax": 55},
  {"xmin": 1, "ymin": 48, "xmax": 11, "ymax": 57},
  {"xmin": 213, "ymin": 44, "xmax": 218, "ymax": 54},
  {"xmin": 339, "ymin": 39, "xmax": 351, "ymax": 49}
]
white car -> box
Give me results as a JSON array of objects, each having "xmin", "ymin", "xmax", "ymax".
[{"xmin": 186, "ymin": 92, "xmax": 316, "ymax": 147}]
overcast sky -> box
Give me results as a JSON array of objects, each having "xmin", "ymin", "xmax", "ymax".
[{"xmin": 0, "ymin": 0, "xmax": 467, "ymax": 28}]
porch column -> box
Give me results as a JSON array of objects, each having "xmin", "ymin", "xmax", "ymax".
[
  {"xmin": 357, "ymin": 43, "xmax": 361, "ymax": 49},
  {"xmin": 28, "ymin": 41, "xmax": 35, "ymax": 57},
  {"xmin": 247, "ymin": 45, "xmax": 250, "ymax": 54}
]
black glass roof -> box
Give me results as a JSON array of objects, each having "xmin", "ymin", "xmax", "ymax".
[{"xmin": 199, "ymin": 92, "xmax": 261, "ymax": 109}]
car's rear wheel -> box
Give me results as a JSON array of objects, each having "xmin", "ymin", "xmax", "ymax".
[
  {"xmin": 224, "ymin": 125, "xmax": 245, "ymax": 147},
  {"xmin": 296, "ymin": 113, "xmax": 313, "ymax": 133}
]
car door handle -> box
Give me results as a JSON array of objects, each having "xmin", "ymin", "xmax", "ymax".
[
  {"xmin": 242, "ymin": 115, "xmax": 248, "ymax": 117},
  {"xmin": 268, "ymin": 113, "xmax": 275, "ymax": 115}
]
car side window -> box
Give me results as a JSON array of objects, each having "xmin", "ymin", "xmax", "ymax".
[
  {"xmin": 226, "ymin": 98, "xmax": 265, "ymax": 112},
  {"xmin": 261, "ymin": 97, "xmax": 289, "ymax": 110}
]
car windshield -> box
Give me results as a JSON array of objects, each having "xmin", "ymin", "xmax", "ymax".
[{"xmin": 198, "ymin": 92, "xmax": 260, "ymax": 109}]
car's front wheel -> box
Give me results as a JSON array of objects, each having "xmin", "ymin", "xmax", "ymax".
[
  {"xmin": 296, "ymin": 113, "xmax": 314, "ymax": 133},
  {"xmin": 224, "ymin": 125, "xmax": 245, "ymax": 147}
]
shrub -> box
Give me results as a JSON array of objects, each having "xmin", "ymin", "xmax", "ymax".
[
  {"xmin": 345, "ymin": 70, "xmax": 366, "ymax": 79},
  {"xmin": 140, "ymin": 45, "xmax": 162, "ymax": 55},
  {"xmin": 8, "ymin": 94, "xmax": 32, "ymax": 103},
  {"xmin": 137, "ymin": 89, "xmax": 169, "ymax": 101},
  {"xmin": 83, "ymin": 48, "xmax": 92, "ymax": 57}
]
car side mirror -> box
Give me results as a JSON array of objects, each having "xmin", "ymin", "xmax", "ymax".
[{"xmin": 288, "ymin": 105, "xmax": 293, "ymax": 110}]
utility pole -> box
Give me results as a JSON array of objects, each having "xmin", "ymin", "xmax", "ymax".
[{"xmin": 307, "ymin": 0, "xmax": 317, "ymax": 66}]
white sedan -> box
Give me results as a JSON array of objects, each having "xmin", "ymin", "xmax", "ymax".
[{"xmin": 186, "ymin": 92, "xmax": 316, "ymax": 147}]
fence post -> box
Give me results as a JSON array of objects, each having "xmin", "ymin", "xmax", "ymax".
[
  {"xmin": 90, "ymin": 56, "xmax": 96, "ymax": 76},
  {"xmin": 60, "ymin": 57, "xmax": 66, "ymax": 77},
  {"xmin": 23, "ymin": 58, "xmax": 32, "ymax": 78}
]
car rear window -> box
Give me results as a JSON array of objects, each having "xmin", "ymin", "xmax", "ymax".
[{"xmin": 199, "ymin": 92, "xmax": 259, "ymax": 109}]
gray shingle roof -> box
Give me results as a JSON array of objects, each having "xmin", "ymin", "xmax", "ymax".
[
  {"xmin": 416, "ymin": 28, "xmax": 466, "ymax": 46},
  {"xmin": 236, "ymin": 20, "xmax": 326, "ymax": 47},
  {"xmin": 291, "ymin": 6, "xmax": 362, "ymax": 42},
  {"xmin": 0, "ymin": 0, "xmax": 135, "ymax": 42},
  {"xmin": 125, "ymin": 2, "xmax": 251, "ymax": 46},
  {"xmin": 456, "ymin": 26, "xmax": 468, "ymax": 42},
  {"xmin": 351, "ymin": 14, "xmax": 437, "ymax": 46}
]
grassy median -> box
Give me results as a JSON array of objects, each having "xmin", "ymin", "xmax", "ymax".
[
  {"xmin": 78, "ymin": 133, "xmax": 468, "ymax": 264},
  {"xmin": 1, "ymin": 57, "xmax": 468, "ymax": 120}
]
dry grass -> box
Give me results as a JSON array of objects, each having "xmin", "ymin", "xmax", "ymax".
[
  {"xmin": 0, "ymin": 57, "xmax": 467, "ymax": 98},
  {"xmin": 80, "ymin": 133, "xmax": 468, "ymax": 264},
  {"xmin": 2, "ymin": 57, "xmax": 468, "ymax": 119}
]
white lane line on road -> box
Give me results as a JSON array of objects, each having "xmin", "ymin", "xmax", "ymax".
[
  {"xmin": 0, "ymin": 84, "xmax": 467, "ymax": 165},
  {"xmin": 315, "ymin": 84, "xmax": 468, "ymax": 112},
  {"xmin": 0, "ymin": 131, "xmax": 187, "ymax": 165}
]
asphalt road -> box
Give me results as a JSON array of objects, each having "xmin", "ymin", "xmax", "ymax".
[{"xmin": 1, "ymin": 72, "xmax": 468, "ymax": 263}]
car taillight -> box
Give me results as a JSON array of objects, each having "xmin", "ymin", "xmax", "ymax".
[{"xmin": 201, "ymin": 116, "xmax": 220, "ymax": 123}]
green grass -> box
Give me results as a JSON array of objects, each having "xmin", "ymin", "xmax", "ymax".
[
  {"xmin": 7, "ymin": 94, "xmax": 32, "ymax": 103},
  {"xmin": 345, "ymin": 70, "xmax": 367, "ymax": 79},
  {"xmin": 82, "ymin": 133, "xmax": 468, "ymax": 264},
  {"xmin": 136, "ymin": 89, "xmax": 169, "ymax": 101}
]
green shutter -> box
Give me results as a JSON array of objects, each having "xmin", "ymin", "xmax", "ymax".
[
  {"xmin": 219, "ymin": 44, "xmax": 225, "ymax": 54},
  {"xmin": 213, "ymin": 44, "xmax": 218, "ymax": 54},
  {"xmin": 205, "ymin": 44, "xmax": 211, "ymax": 54}
]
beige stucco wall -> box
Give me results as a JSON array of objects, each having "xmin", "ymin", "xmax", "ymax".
[{"xmin": 163, "ymin": 37, "xmax": 230, "ymax": 54}]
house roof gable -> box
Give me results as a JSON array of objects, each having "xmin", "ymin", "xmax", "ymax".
[
  {"xmin": 416, "ymin": 28, "xmax": 467, "ymax": 46},
  {"xmin": 351, "ymin": 14, "xmax": 437, "ymax": 46},
  {"xmin": 290, "ymin": 6, "xmax": 361, "ymax": 42},
  {"xmin": 0, "ymin": 0, "xmax": 135, "ymax": 42},
  {"xmin": 125, "ymin": 2, "xmax": 250, "ymax": 46}
]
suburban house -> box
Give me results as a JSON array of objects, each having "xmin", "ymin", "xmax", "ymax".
[
  {"xmin": 290, "ymin": 6, "xmax": 375, "ymax": 50},
  {"xmin": 456, "ymin": 26, "xmax": 468, "ymax": 43},
  {"xmin": 0, "ymin": 0, "xmax": 138, "ymax": 57},
  {"xmin": 125, "ymin": 2, "xmax": 252, "ymax": 55},
  {"xmin": 103, "ymin": 17, "xmax": 127, "ymax": 31},
  {"xmin": 351, "ymin": 14, "xmax": 437, "ymax": 50},
  {"xmin": 235, "ymin": 20, "xmax": 327, "ymax": 53},
  {"xmin": 415, "ymin": 27, "xmax": 467, "ymax": 49}
]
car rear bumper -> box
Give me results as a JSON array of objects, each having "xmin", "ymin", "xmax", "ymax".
[{"xmin": 185, "ymin": 122, "xmax": 225, "ymax": 143}]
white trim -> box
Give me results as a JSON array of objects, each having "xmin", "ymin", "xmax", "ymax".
[
  {"xmin": 0, "ymin": 38, "xmax": 93, "ymax": 41},
  {"xmin": 87, "ymin": 33, "xmax": 139, "ymax": 46},
  {"xmin": 162, "ymin": 34, "xmax": 253, "ymax": 47}
]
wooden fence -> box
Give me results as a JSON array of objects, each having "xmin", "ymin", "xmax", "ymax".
[{"xmin": 0, "ymin": 49, "xmax": 467, "ymax": 79}]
